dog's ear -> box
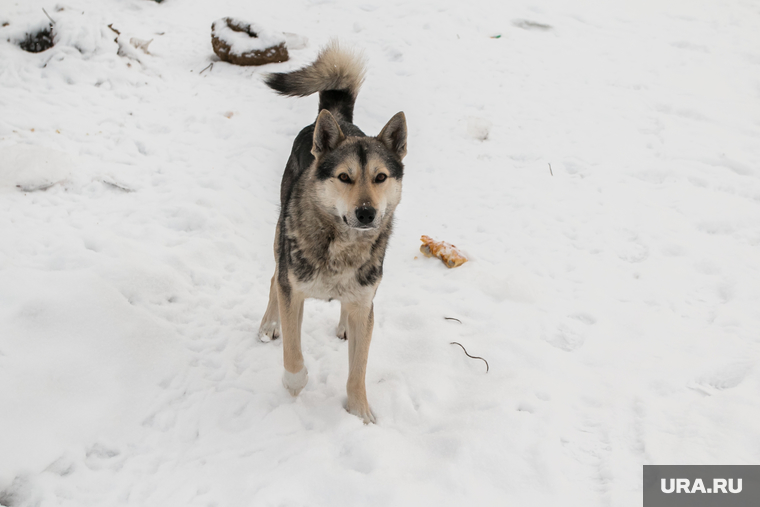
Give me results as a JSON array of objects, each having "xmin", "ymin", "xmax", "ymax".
[
  {"xmin": 312, "ymin": 109, "xmax": 345, "ymax": 157},
  {"xmin": 377, "ymin": 111, "xmax": 407, "ymax": 160}
]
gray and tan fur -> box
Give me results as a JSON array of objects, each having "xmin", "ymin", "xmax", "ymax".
[{"xmin": 258, "ymin": 41, "xmax": 407, "ymax": 424}]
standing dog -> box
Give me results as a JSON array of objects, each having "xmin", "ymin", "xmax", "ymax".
[{"xmin": 258, "ymin": 42, "xmax": 407, "ymax": 424}]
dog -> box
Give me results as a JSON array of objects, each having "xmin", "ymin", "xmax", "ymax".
[{"xmin": 258, "ymin": 41, "xmax": 407, "ymax": 424}]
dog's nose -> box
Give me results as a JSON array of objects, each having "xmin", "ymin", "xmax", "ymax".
[{"xmin": 355, "ymin": 206, "xmax": 376, "ymax": 225}]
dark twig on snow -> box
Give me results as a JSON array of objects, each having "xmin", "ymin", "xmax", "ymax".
[
  {"xmin": 42, "ymin": 8, "xmax": 55, "ymax": 25},
  {"xmin": 108, "ymin": 24, "xmax": 120, "ymax": 35},
  {"xmin": 450, "ymin": 342, "xmax": 489, "ymax": 372},
  {"xmin": 513, "ymin": 19, "xmax": 552, "ymax": 31},
  {"xmin": 199, "ymin": 63, "xmax": 213, "ymax": 75},
  {"xmin": 549, "ymin": 163, "xmax": 553, "ymax": 176},
  {"xmin": 444, "ymin": 317, "xmax": 462, "ymax": 324},
  {"xmin": 102, "ymin": 180, "xmax": 134, "ymax": 193}
]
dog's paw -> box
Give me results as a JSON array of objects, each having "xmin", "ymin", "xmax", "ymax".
[
  {"xmin": 346, "ymin": 398, "xmax": 376, "ymax": 424},
  {"xmin": 282, "ymin": 367, "xmax": 308, "ymax": 396},
  {"xmin": 258, "ymin": 321, "xmax": 281, "ymax": 343},
  {"xmin": 336, "ymin": 324, "xmax": 347, "ymax": 340}
]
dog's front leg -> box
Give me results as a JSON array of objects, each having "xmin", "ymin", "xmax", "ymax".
[
  {"xmin": 336, "ymin": 304, "xmax": 348, "ymax": 340},
  {"xmin": 345, "ymin": 300, "xmax": 376, "ymax": 424},
  {"xmin": 278, "ymin": 281, "xmax": 308, "ymax": 396},
  {"xmin": 258, "ymin": 274, "xmax": 281, "ymax": 342}
]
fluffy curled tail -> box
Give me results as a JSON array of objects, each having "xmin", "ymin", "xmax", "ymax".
[{"xmin": 264, "ymin": 40, "xmax": 366, "ymax": 123}]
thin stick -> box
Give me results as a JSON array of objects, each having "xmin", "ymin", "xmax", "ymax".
[
  {"xmin": 444, "ymin": 317, "xmax": 462, "ymax": 324},
  {"xmin": 199, "ymin": 63, "xmax": 213, "ymax": 75},
  {"xmin": 450, "ymin": 342, "xmax": 489, "ymax": 372},
  {"xmin": 42, "ymin": 8, "xmax": 55, "ymax": 25},
  {"xmin": 548, "ymin": 163, "xmax": 553, "ymax": 176}
]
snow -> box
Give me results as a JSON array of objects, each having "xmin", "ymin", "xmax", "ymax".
[
  {"xmin": 1, "ymin": 0, "xmax": 759, "ymax": 505},
  {"xmin": 0, "ymin": 146, "xmax": 72, "ymax": 191}
]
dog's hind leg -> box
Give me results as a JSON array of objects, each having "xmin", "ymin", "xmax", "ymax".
[
  {"xmin": 336, "ymin": 303, "xmax": 348, "ymax": 340},
  {"xmin": 278, "ymin": 282, "xmax": 308, "ymax": 396},
  {"xmin": 345, "ymin": 300, "xmax": 376, "ymax": 424},
  {"xmin": 258, "ymin": 274, "xmax": 281, "ymax": 342}
]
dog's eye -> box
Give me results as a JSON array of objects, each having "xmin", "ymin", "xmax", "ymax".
[
  {"xmin": 375, "ymin": 173, "xmax": 387, "ymax": 183},
  {"xmin": 338, "ymin": 173, "xmax": 351, "ymax": 183}
]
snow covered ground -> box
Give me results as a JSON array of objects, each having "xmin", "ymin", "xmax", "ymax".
[{"xmin": 1, "ymin": 0, "xmax": 759, "ymax": 504}]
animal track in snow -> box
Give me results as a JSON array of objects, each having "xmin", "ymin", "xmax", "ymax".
[
  {"xmin": 542, "ymin": 313, "xmax": 596, "ymax": 352},
  {"xmin": 690, "ymin": 362, "xmax": 754, "ymax": 394}
]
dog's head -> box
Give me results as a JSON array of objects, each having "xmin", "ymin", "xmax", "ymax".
[{"xmin": 311, "ymin": 109, "xmax": 407, "ymax": 231}]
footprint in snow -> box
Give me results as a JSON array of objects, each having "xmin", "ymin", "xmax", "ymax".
[
  {"xmin": 689, "ymin": 362, "xmax": 754, "ymax": 394},
  {"xmin": 541, "ymin": 313, "xmax": 596, "ymax": 352}
]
